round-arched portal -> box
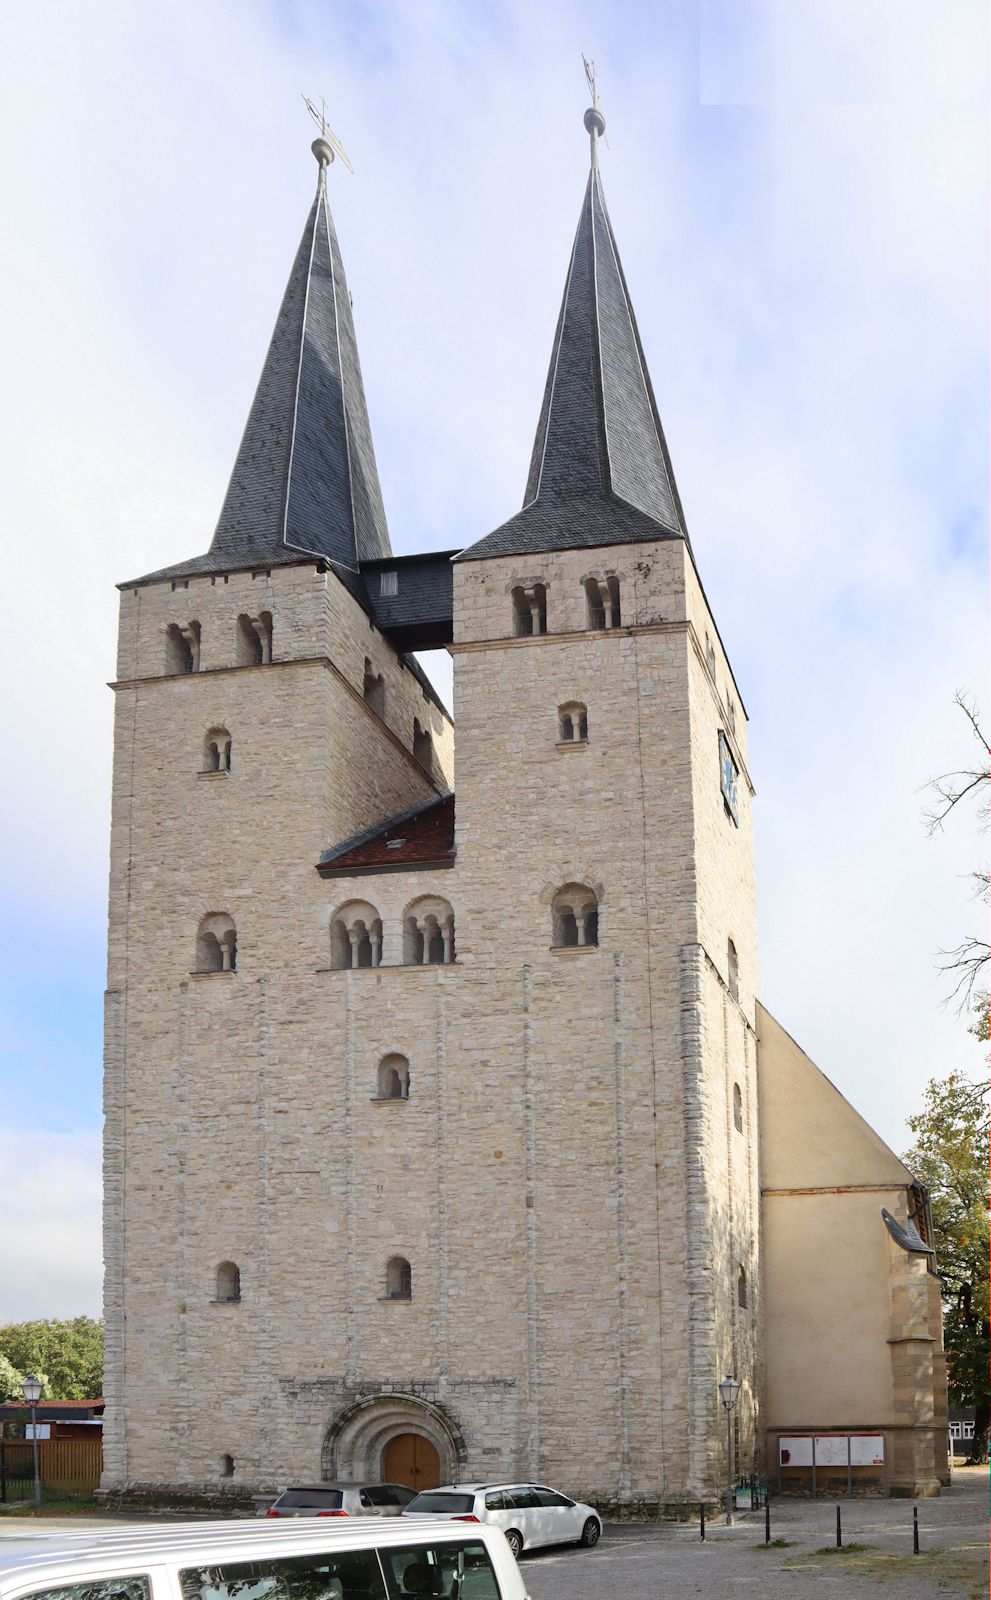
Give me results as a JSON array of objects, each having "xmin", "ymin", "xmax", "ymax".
[{"xmin": 323, "ymin": 1393, "xmax": 464, "ymax": 1488}]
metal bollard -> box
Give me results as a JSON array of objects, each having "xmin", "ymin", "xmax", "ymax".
[
  {"xmin": 836, "ymin": 1506, "xmax": 842, "ymax": 1548},
  {"xmin": 765, "ymin": 1498, "xmax": 771, "ymax": 1545},
  {"xmin": 699, "ymin": 1502, "xmax": 705, "ymax": 1541},
  {"xmin": 913, "ymin": 1505, "xmax": 919, "ymax": 1555}
]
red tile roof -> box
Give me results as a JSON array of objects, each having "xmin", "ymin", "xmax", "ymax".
[{"xmin": 317, "ymin": 792, "xmax": 455, "ymax": 876}]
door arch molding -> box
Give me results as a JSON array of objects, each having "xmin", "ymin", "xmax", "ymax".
[{"xmin": 322, "ymin": 1392, "xmax": 465, "ymax": 1484}]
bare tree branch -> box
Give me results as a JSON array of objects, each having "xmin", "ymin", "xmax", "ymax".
[
  {"xmin": 922, "ymin": 693, "xmax": 991, "ymax": 836},
  {"xmin": 939, "ymin": 937, "xmax": 991, "ymax": 1015}
]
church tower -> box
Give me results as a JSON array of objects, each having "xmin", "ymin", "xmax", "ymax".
[{"xmin": 103, "ymin": 103, "xmax": 760, "ymax": 1513}]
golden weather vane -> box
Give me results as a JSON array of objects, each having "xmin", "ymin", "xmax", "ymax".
[{"xmin": 303, "ymin": 93, "xmax": 354, "ymax": 175}]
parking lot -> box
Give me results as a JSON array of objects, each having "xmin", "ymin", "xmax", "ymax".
[{"xmin": 522, "ymin": 1469, "xmax": 988, "ymax": 1599}]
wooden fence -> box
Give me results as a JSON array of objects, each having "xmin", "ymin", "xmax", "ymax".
[{"xmin": 2, "ymin": 1438, "xmax": 103, "ymax": 1495}]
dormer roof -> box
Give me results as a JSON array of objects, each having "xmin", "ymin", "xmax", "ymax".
[{"xmin": 457, "ymin": 162, "xmax": 690, "ymax": 563}]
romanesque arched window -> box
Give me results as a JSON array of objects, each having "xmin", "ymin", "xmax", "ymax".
[
  {"xmin": 196, "ymin": 913, "xmax": 237, "ymax": 972},
  {"xmin": 219, "ymin": 1454, "xmax": 235, "ymax": 1478},
  {"xmin": 552, "ymin": 884, "xmax": 599, "ymax": 948},
  {"xmin": 166, "ymin": 621, "xmax": 200, "ymax": 674},
  {"xmin": 512, "ymin": 583, "xmax": 547, "ymax": 637},
  {"xmin": 376, "ymin": 1054, "xmax": 410, "ymax": 1100},
  {"xmin": 203, "ymin": 727, "xmax": 232, "ymax": 773},
  {"xmin": 402, "ymin": 895, "xmax": 456, "ymax": 965},
  {"xmin": 385, "ymin": 1256, "xmax": 412, "ymax": 1300},
  {"xmin": 363, "ymin": 658, "xmax": 386, "ymax": 717},
  {"xmin": 733, "ymin": 1082, "xmax": 743, "ymax": 1133},
  {"xmin": 737, "ymin": 1266, "xmax": 748, "ymax": 1309},
  {"xmin": 727, "ymin": 938, "xmax": 739, "ymax": 1002},
  {"xmin": 330, "ymin": 901, "xmax": 383, "ymax": 970},
  {"xmin": 583, "ymin": 575, "xmax": 621, "ymax": 629},
  {"xmin": 413, "ymin": 718, "xmax": 434, "ymax": 771},
  {"xmin": 237, "ymin": 611, "xmax": 273, "ymax": 666},
  {"xmin": 558, "ymin": 702, "xmax": 588, "ymax": 743},
  {"xmin": 215, "ymin": 1261, "xmax": 240, "ymax": 1303}
]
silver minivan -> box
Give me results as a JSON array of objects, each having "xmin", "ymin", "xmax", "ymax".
[{"xmin": 0, "ymin": 1516, "xmax": 531, "ymax": 1600}]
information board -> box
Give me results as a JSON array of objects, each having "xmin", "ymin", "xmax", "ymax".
[
  {"xmin": 849, "ymin": 1434, "xmax": 885, "ymax": 1466},
  {"xmin": 814, "ymin": 1435, "xmax": 849, "ymax": 1466},
  {"xmin": 778, "ymin": 1435, "xmax": 813, "ymax": 1466}
]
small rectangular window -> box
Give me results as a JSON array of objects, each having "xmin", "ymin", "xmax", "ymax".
[
  {"xmin": 380, "ymin": 570, "xmax": 398, "ymax": 597},
  {"xmin": 719, "ymin": 731, "xmax": 740, "ymax": 827}
]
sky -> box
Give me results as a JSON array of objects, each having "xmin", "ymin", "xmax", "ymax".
[{"xmin": 0, "ymin": 0, "xmax": 987, "ymax": 1322}]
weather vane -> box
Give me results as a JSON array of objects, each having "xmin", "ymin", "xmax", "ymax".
[
  {"xmin": 303, "ymin": 93, "xmax": 354, "ymax": 179},
  {"xmin": 581, "ymin": 55, "xmax": 607, "ymax": 169}
]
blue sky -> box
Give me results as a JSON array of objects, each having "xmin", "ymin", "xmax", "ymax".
[{"xmin": 0, "ymin": 0, "xmax": 987, "ymax": 1319}]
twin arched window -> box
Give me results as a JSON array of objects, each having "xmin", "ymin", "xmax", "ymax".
[
  {"xmin": 363, "ymin": 659, "xmax": 386, "ymax": 717},
  {"xmin": 166, "ymin": 621, "xmax": 200, "ymax": 674},
  {"xmin": 216, "ymin": 1261, "xmax": 240, "ymax": 1303},
  {"xmin": 512, "ymin": 584, "xmax": 547, "ymax": 637},
  {"xmin": 552, "ymin": 884, "xmax": 599, "ymax": 948},
  {"xmin": 331, "ymin": 898, "xmax": 456, "ymax": 969},
  {"xmin": 196, "ymin": 913, "xmax": 237, "ymax": 972},
  {"xmin": 237, "ymin": 612, "xmax": 273, "ymax": 666},
  {"xmin": 331, "ymin": 901, "xmax": 383, "ymax": 969},
  {"xmin": 558, "ymin": 702, "xmax": 588, "ymax": 743},
  {"xmin": 204, "ymin": 727, "xmax": 231, "ymax": 773},
  {"xmin": 584, "ymin": 576, "xmax": 621, "ymax": 630}
]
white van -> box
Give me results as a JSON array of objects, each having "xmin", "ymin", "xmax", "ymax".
[{"xmin": 0, "ymin": 1516, "xmax": 530, "ymax": 1600}]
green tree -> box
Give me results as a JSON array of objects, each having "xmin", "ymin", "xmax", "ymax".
[
  {"xmin": 0, "ymin": 1352, "xmax": 25, "ymax": 1401},
  {"xmin": 0, "ymin": 1319, "xmax": 103, "ymax": 1401},
  {"xmin": 903, "ymin": 1074, "xmax": 990, "ymax": 1463}
]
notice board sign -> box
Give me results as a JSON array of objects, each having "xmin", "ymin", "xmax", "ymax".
[
  {"xmin": 778, "ymin": 1435, "xmax": 813, "ymax": 1466},
  {"xmin": 850, "ymin": 1434, "xmax": 885, "ymax": 1466},
  {"xmin": 814, "ymin": 1435, "xmax": 849, "ymax": 1466},
  {"xmin": 778, "ymin": 1433, "xmax": 885, "ymax": 1467}
]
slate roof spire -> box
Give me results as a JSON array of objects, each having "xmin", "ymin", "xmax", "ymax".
[
  {"xmin": 457, "ymin": 90, "xmax": 690, "ymax": 563},
  {"xmin": 133, "ymin": 131, "xmax": 391, "ymax": 584}
]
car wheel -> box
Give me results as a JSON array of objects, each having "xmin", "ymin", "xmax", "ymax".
[
  {"xmin": 579, "ymin": 1517, "xmax": 600, "ymax": 1548},
  {"xmin": 504, "ymin": 1529, "xmax": 524, "ymax": 1560}
]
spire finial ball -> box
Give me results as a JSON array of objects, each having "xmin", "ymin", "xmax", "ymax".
[
  {"xmin": 311, "ymin": 137, "xmax": 334, "ymax": 168},
  {"xmin": 584, "ymin": 105, "xmax": 606, "ymax": 139}
]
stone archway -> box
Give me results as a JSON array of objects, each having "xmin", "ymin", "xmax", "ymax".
[{"xmin": 323, "ymin": 1393, "xmax": 465, "ymax": 1486}]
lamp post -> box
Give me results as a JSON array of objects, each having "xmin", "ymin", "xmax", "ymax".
[
  {"xmin": 21, "ymin": 1374, "xmax": 42, "ymax": 1512},
  {"xmin": 718, "ymin": 1374, "xmax": 741, "ymax": 1524}
]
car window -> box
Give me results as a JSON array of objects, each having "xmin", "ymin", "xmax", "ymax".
[
  {"xmin": 274, "ymin": 1489, "xmax": 345, "ymax": 1509},
  {"xmin": 532, "ymin": 1487, "xmax": 574, "ymax": 1507},
  {"xmin": 377, "ymin": 1541, "xmax": 499, "ymax": 1600},
  {"xmin": 180, "ymin": 1552, "xmax": 385, "ymax": 1600},
  {"xmin": 361, "ymin": 1486, "xmax": 400, "ymax": 1506},
  {"xmin": 507, "ymin": 1489, "xmax": 539, "ymax": 1509},
  {"xmin": 405, "ymin": 1492, "xmax": 476, "ymax": 1513},
  {"xmin": 21, "ymin": 1580, "xmax": 151, "ymax": 1600},
  {"xmin": 390, "ymin": 1486, "xmax": 416, "ymax": 1505},
  {"xmin": 483, "ymin": 1492, "xmax": 507, "ymax": 1511}
]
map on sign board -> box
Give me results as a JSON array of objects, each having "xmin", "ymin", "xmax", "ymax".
[
  {"xmin": 850, "ymin": 1434, "xmax": 885, "ymax": 1466},
  {"xmin": 814, "ymin": 1435, "xmax": 849, "ymax": 1466},
  {"xmin": 778, "ymin": 1435, "xmax": 813, "ymax": 1465}
]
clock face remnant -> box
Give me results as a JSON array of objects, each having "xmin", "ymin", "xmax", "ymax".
[{"xmin": 719, "ymin": 731, "xmax": 739, "ymax": 827}]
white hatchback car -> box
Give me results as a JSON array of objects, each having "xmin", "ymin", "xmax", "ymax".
[{"xmin": 401, "ymin": 1483, "xmax": 602, "ymax": 1559}]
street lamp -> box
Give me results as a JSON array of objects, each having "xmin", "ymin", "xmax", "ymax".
[
  {"xmin": 21, "ymin": 1374, "xmax": 42, "ymax": 1512},
  {"xmin": 718, "ymin": 1374, "xmax": 741, "ymax": 1524}
]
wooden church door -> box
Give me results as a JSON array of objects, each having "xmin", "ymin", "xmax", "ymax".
[{"xmin": 384, "ymin": 1432, "xmax": 441, "ymax": 1491}]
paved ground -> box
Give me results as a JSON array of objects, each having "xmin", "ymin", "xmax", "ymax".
[
  {"xmin": 1, "ymin": 1470, "xmax": 986, "ymax": 1597},
  {"xmin": 523, "ymin": 1469, "xmax": 988, "ymax": 1600}
]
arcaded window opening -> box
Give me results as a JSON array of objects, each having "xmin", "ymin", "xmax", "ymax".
[
  {"xmin": 216, "ymin": 1261, "xmax": 240, "ymax": 1303},
  {"xmin": 363, "ymin": 658, "xmax": 386, "ymax": 717},
  {"xmin": 511, "ymin": 583, "xmax": 547, "ymax": 637},
  {"xmin": 377, "ymin": 1054, "xmax": 410, "ymax": 1100},
  {"xmin": 166, "ymin": 621, "xmax": 200, "ymax": 674},
  {"xmin": 204, "ymin": 727, "xmax": 232, "ymax": 773},
  {"xmin": 584, "ymin": 576, "xmax": 621, "ymax": 630},
  {"xmin": 196, "ymin": 913, "xmax": 237, "ymax": 973},
  {"xmin": 237, "ymin": 611, "xmax": 273, "ymax": 667},
  {"xmin": 413, "ymin": 718, "xmax": 434, "ymax": 771},
  {"xmin": 733, "ymin": 1082, "xmax": 743, "ymax": 1133},
  {"xmin": 386, "ymin": 1256, "xmax": 412, "ymax": 1300},
  {"xmin": 737, "ymin": 1266, "xmax": 748, "ymax": 1309},
  {"xmin": 219, "ymin": 1454, "xmax": 234, "ymax": 1478},
  {"xmin": 403, "ymin": 896, "xmax": 456, "ymax": 965},
  {"xmin": 330, "ymin": 902, "xmax": 383, "ymax": 970},
  {"xmin": 727, "ymin": 939, "xmax": 739, "ymax": 1002},
  {"xmin": 552, "ymin": 884, "xmax": 599, "ymax": 948},
  {"xmin": 558, "ymin": 701, "xmax": 588, "ymax": 743}
]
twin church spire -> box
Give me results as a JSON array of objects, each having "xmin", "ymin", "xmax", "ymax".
[{"xmin": 137, "ymin": 94, "xmax": 688, "ymax": 586}]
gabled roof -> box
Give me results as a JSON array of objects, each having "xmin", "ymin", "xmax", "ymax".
[
  {"xmin": 130, "ymin": 152, "xmax": 391, "ymax": 587},
  {"xmin": 458, "ymin": 157, "xmax": 689, "ymax": 563},
  {"xmin": 317, "ymin": 792, "xmax": 455, "ymax": 876}
]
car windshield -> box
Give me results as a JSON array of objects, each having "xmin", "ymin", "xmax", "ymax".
[
  {"xmin": 273, "ymin": 1489, "xmax": 344, "ymax": 1509},
  {"xmin": 405, "ymin": 1492, "xmax": 475, "ymax": 1513}
]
